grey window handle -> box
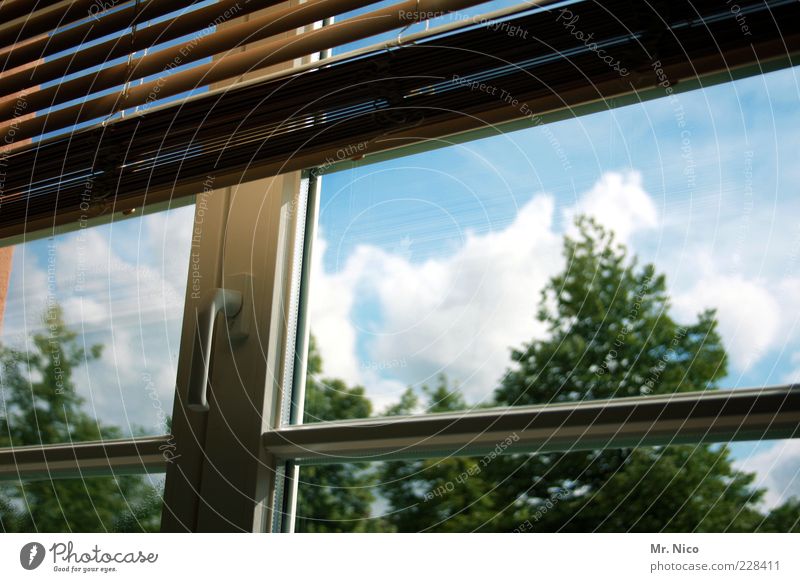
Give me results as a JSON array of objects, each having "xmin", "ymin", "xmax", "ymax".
[{"xmin": 187, "ymin": 286, "xmax": 244, "ymax": 412}]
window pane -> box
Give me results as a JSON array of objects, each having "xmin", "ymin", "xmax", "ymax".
[
  {"xmin": 0, "ymin": 473, "xmax": 164, "ymax": 533},
  {"xmin": 300, "ymin": 67, "xmax": 800, "ymax": 518},
  {"xmin": 307, "ymin": 70, "xmax": 800, "ymax": 419},
  {"xmin": 0, "ymin": 205, "xmax": 195, "ymax": 446},
  {"xmin": 295, "ymin": 442, "xmax": 800, "ymax": 532}
]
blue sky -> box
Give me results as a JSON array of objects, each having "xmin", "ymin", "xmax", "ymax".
[
  {"xmin": 316, "ymin": 65, "xmax": 800, "ymax": 389},
  {"xmin": 309, "ymin": 64, "xmax": 800, "ymax": 506}
]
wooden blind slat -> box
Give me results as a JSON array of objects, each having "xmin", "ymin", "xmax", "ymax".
[
  {"xmin": 0, "ymin": 0, "xmax": 495, "ymax": 143},
  {"xmin": 0, "ymin": 0, "xmax": 373, "ymax": 99},
  {"xmin": 0, "ymin": 0, "xmax": 797, "ymax": 238},
  {"xmin": 0, "ymin": 0, "xmax": 268, "ymax": 72}
]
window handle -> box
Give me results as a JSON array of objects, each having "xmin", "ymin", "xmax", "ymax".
[{"xmin": 187, "ymin": 283, "xmax": 247, "ymax": 412}]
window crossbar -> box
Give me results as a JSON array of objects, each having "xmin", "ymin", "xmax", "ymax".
[{"xmin": 263, "ymin": 386, "xmax": 800, "ymax": 465}]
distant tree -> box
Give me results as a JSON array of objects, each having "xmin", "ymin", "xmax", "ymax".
[
  {"xmin": 294, "ymin": 336, "xmax": 385, "ymax": 532},
  {"xmin": 486, "ymin": 217, "xmax": 767, "ymax": 531},
  {"xmin": 377, "ymin": 379, "xmax": 500, "ymax": 532},
  {"xmin": 0, "ymin": 306, "xmax": 161, "ymax": 532},
  {"xmin": 759, "ymin": 498, "xmax": 800, "ymax": 532},
  {"xmin": 374, "ymin": 217, "xmax": 785, "ymax": 532},
  {"xmin": 527, "ymin": 445, "xmax": 765, "ymax": 532}
]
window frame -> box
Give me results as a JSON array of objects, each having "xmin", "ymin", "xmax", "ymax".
[
  {"xmin": 2, "ymin": 89, "xmax": 800, "ymax": 531},
  {"xmin": 2, "ymin": 1, "xmax": 800, "ymax": 533}
]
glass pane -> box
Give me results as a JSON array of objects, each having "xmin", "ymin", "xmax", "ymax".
[
  {"xmin": 0, "ymin": 473, "xmax": 164, "ymax": 533},
  {"xmin": 300, "ymin": 66, "xmax": 800, "ymax": 520},
  {"xmin": 0, "ymin": 204, "xmax": 195, "ymax": 446},
  {"xmin": 295, "ymin": 443, "xmax": 800, "ymax": 532},
  {"xmin": 306, "ymin": 71, "xmax": 800, "ymax": 419}
]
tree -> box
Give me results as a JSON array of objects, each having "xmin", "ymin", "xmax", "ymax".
[
  {"xmin": 0, "ymin": 306, "xmax": 161, "ymax": 532},
  {"xmin": 759, "ymin": 498, "xmax": 800, "ymax": 532},
  {"xmin": 483, "ymin": 217, "xmax": 766, "ymax": 531},
  {"xmin": 374, "ymin": 217, "xmax": 786, "ymax": 532},
  {"xmin": 294, "ymin": 336, "xmax": 384, "ymax": 532},
  {"xmin": 377, "ymin": 379, "xmax": 499, "ymax": 532}
]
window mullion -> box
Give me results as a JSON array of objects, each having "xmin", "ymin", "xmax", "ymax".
[{"xmin": 263, "ymin": 386, "xmax": 800, "ymax": 465}]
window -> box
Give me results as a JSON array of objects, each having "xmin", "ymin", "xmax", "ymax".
[
  {"xmin": 303, "ymin": 65, "xmax": 800, "ymax": 420},
  {"xmin": 287, "ymin": 64, "xmax": 800, "ymax": 532},
  {"xmin": 0, "ymin": 206, "xmax": 194, "ymax": 444},
  {"xmin": 1, "ymin": 0, "xmax": 798, "ymax": 534}
]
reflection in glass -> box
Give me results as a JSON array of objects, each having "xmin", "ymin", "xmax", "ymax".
[
  {"xmin": 298, "ymin": 66, "xmax": 800, "ymax": 530},
  {"xmin": 0, "ymin": 205, "xmax": 195, "ymax": 445},
  {"xmin": 0, "ymin": 474, "xmax": 163, "ymax": 533},
  {"xmin": 295, "ymin": 444, "xmax": 799, "ymax": 532}
]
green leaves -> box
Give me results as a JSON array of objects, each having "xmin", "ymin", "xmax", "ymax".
[
  {"xmin": 299, "ymin": 216, "xmax": 796, "ymax": 532},
  {"xmin": 489, "ymin": 218, "xmax": 763, "ymax": 531},
  {"xmin": 295, "ymin": 338, "xmax": 379, "ymax": 532},
  {"xmin": 0, "ymin": 306, "xmax": 161, "ymax": 533}
]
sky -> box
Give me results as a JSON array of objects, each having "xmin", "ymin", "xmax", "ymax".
[
  {"xmin": 0, "ymin": 203, "xmax": 195, "ymax": 439},
  {"xmin": 308, "ymin": 64, "xmax": 800, "ymax": 507},
  {"xmin": 0, "ymin": 13, "xmax": 798, "ymax": 509}
]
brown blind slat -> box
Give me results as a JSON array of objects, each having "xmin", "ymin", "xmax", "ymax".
[
  {"xmin": 0, "ymin": 0, "xmax": 493, "ymax": 143},
  {"xmin": 0, "ymin": 0, "xmax": 371, "ymax": 99},
  {"xmin": 0, "ymin": 0, "xmax": 797, "ymax": 238},
  {"xmin": 0, "ymin": 0, "xmax": 265, "ymax": 73},
  {"xmin": 0, "ymin": 0, "xmax": 69, "ymax": 27},
  {"xmin": 0, "ymin": 0, "xmax": 130, "ymax": 49}
]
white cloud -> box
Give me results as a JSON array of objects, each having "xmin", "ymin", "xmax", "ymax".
[
  {"xmin": 784, "ymin": 352, "xmax": 800, "ymax": 385},
  {"xmin": 308, "ymin": 237, "xmax": 362, "ymax": 385},
  {"xmin": 367, "ymin": 194, "xmax": 561, "ymax": 403},
  {"xmin": 61, "ymin": 295, "xmax": 109, "ymax": 327},
  {"xmin": 309, "ymin": 170, "xmax": 663, "ymax": 405},
  {"xmin": 736, "ymin": 440, "xmax": 800, "ymax": 508},
  {"xmin": 144, "ymin": 205, "xmax": 196, "ymax": 294},
  {"xmin": 310, "ymin": 194, "xmax": 561, "ymax": 404},
  {"xmin": 563, "ymin": 170, "xmax": 659, "ymax": 244},
  {"xmin": 775, "ymin": 278, "xmax": 800, "ymax": 368},
  {"xmin": 671, "ymin": 257, "xmax": 781, "ymax": 371}
]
